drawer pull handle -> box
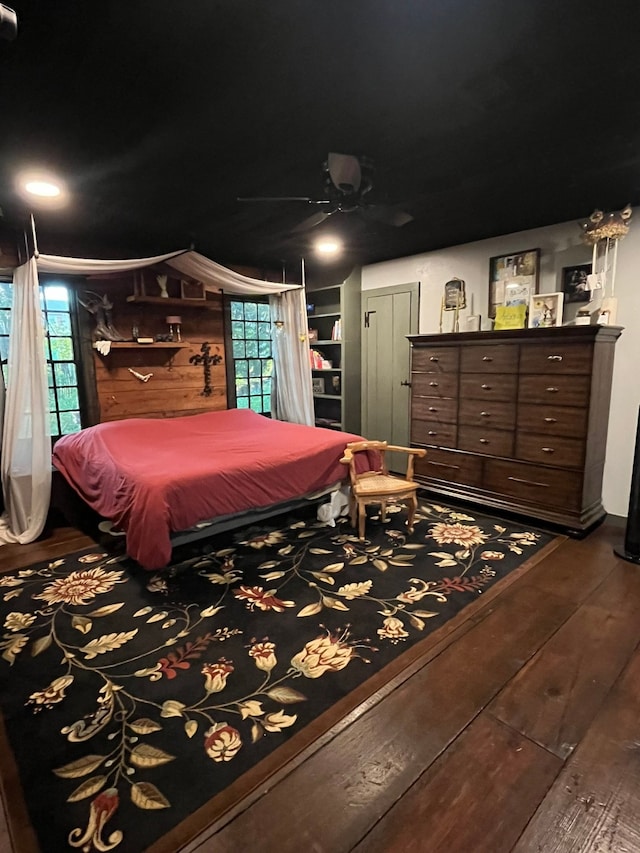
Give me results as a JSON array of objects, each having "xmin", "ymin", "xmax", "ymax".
[
  {"xmin": 480, "ymin": 411, "xmax": 491, "ymax": 417},
  {"xmin": 547, "ymin": 355, "xmax": 563, "ymax": 361},
  {"xmin": 429, "ymin": 381, "xmax": 439, "ymax": 387},
  {"xmin": 479, "ymin": 438, "xmax": 489, "ymax": 444},
  {"xmin": 546, "ymin": 387, "xmax": 559, "ymax": 393},
  {"xmin": 481, "ymin": 384, "xmax": 492, "ymax": 390},
  {"xmin": 428, "ymin": 430, "xmax": 438, "ymax": 436},
  {"xmin": 428, "ymin": 406, "xmax": 438, "ymax": 412},
  {"xmin": 543, "ymin": 417, "xmax": 557, "ymax": 423},
  {"xmin": 429, "ymin": 356, "xmax": 439, "ymax": 362},
  {"xmin": 508, "ymin": 476, "xmax": 549, "ymax": 488},
  {"xmin": 429, "ymin": 461, "xmax": 461, "ymax": 471},
  {"xmin": 542, "ymin": 447, "xmax": 555, "ymax": 453},
  {"xmin": 482, "ymin": 356, "xmax": 493, "ymax": 362}
]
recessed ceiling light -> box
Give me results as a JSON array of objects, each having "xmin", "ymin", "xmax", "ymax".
[
  {"xmin": 314, "ymin": 237, "xmax": 342, "ymax": 257},
  {"xmin": 15, "ymin": 169, "xmax": 68, "ymax": 207},
  {"xmin": 24, "ymin": 180, "xmax": 61, "ymax": 198}
]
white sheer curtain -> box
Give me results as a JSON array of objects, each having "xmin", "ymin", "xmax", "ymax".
[
  {"xmin": 0, "ymin": 258, "xmax": 51, "ymax": 543},
  {"xmin": 269, "ymin": 287, "xmax": 314, "ymax": 425}
]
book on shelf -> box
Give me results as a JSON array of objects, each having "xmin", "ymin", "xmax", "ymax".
[{"xmin": 331, "ymin": 319, "xmax": 342, "ymax": 340}]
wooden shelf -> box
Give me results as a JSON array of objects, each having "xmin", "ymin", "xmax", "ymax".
[
  {"xmin": 126, "ymin": 295, "xmax": 218, "ymax": 310},
  {"xmin": 93, "ymin": 341, "xmax": 190, "ymax": 350}
]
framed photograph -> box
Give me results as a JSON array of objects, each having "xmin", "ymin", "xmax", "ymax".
[
  {"xmin": 308, "ymin": 328, "xmax": 319, "ymax": 343},
  {"xmin": 488, "ymin": 248, "xmax": 540, "ymax": 319},
  {"xmin": 444, "ymin": 277, "xmax": 466, "ymax": 310},
  {"xmin": 561, "ymin": 263, "xmax": 592, "ymax": 303},
  {"xmin": 180, "ymin": 279, "xmax": 205, "ymax": 300},
  {"xmin": 528, "ymin": 292, "xmax": 564, "ymax": 329},
  {"xmin": 312, "ymin": 376, "xmax": 325, "ymax": 394}
]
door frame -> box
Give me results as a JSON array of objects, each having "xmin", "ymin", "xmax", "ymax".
[{"xmin": 361, "ymin": 281, "xmax": 420, "ymax": 439}]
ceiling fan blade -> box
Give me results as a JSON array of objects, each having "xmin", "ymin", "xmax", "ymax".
[
  {"xmin": 361, "ymin": 204, "xmax": 413, "ymax": 227},
  {"xmin": 290, "ymin": 209, "xmax": 336, "ymax": 233},
  {"xmin": 237, "ymin": 196, "xmax": 329, "ymax": 203},
  {"xmin": 327, "ymin": 153, "xmax": 361, "ymax": 194}
]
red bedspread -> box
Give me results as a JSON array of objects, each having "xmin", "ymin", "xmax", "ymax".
[{"xmin": 53, "ymin": 409, "xmax": 367, "ymax": 570}]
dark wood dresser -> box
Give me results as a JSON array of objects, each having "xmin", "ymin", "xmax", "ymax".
[{"xmin": 408, "ymin": 326, "xmax": 622, "ymax": 533}]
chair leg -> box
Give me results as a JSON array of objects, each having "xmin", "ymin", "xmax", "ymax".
[
  {"xmin": 406, "ymin": 494, "xmax": 418, "ymax": 533},
  {"xmin": 358, "ymin": 501, "xmax": 367, "ymax": 541},
  {"xmin": 349, "ymin": 493, "xmax": 357, "ymax": 530},
  {"xmin": 380, "ymin": 500, "xmax": 387, "ymax": 522}
]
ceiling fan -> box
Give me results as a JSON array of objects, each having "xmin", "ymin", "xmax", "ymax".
[{"xmin": 238, "ymin": 152, "xmax": 413, "ymax": 231}]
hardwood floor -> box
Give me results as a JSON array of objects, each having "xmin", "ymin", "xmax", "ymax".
[{"xmin": 1, "ymin": 515, "xmax": 638, "ymax": 853}]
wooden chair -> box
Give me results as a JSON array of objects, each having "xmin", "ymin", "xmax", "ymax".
[{"xmin": 340, "ymin": 440, "xmax": 427, "ymax": 540}]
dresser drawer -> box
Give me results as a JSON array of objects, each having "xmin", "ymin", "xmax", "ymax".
[
  {"xmin": 518, "ymin": 375, "xmax": 591, "ymax": 407},
  {"xmin": 411, "ymin": 421, "xmax": 457, "ymax": 448},
  {"xmin": 415, "ymin": 447, "xmax": 482, "ymax": 488},
  {"xmin": 458, "ymin": 425, "xmax": 514, "ymax": 457},
  {"xmin": 459, "ymin": 399, "xmax": 516, "ymax": 430},
  {"xmin": 460, "ymin": 344, "xmax": 518, "ymax": 374},
  {"xmin": 460, "ymin": 373, "xmax": 517, "ymax": 402},
  {"xmin": 412, "ymin": 396, "xmax": 457, "ymax": 423},
  {"xmin": 515, "ymin": 433, "xmax": 585, "ymax": 469},
  {"xmin": 484, "ymin": 459, "xmax": 583, "ymax": 511},
  {"xmin": 517, "ymin": 403, "xmax": 588, "ymax": 438},
  {"xmin": 412, "ymin": 373, "xmax": 459, "ymax": 398},
  {"xmin": 519, "ymin": 342, "xmax": 593, "ymax": 374},
  {"xmin": 412, "ymin": 347, "xmax": 459, "ymax": 373}
]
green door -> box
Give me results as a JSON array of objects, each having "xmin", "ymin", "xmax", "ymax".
[{"xmin": 362, "ymin": 283, "xmax": 419, "ymax": 472}]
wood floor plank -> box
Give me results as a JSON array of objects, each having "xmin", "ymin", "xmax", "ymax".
[
  {"xmin": 512, "ymin": 643, "xmax": 640, "ymax": 853},
  {"xmin": 190, "ymin": 582, "xmax": 575, "ymax": 853},
  {"xmin": 352, "ymin": 712, "xmax": 562, "ymax": 853},
  {"xmin": 489, "ymin": 559, "xmax": 640, "ymax": 758}
]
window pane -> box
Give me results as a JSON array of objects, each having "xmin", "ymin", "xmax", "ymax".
[
  {"xmin": 0, "ymin": 312, "xmax": 11, "ymax": 335},
  {"xmin": 232, "ymin": 340, "xmax": 245, "ymax": 358},
  {"xmin": 249, "ymin": 397, "xmax": 262, "ymax": 413},
  {"xmin": 59, "ymin": 411, "xmax": 81, "ymax": 434},
  {"xmin": 0, "ymin": 335, "xmax": 9, "ymax": 361},
  {"xmin": 258, "ymin": 322, "xmax": 271, "ymax": 339},
  {"xmin": 245, "ymin": 340, "xmax": 258, "ymax": 358},
  {"xmin": 248, "ymin": 359, "xmax": 262, "ymax": 377},
  {"xmin": 231, "ymin": 321, "xmax": 245, "ymax": 338},
  {"xmin": 249, "ymin": 378, "xmax": 262, "ymax": 395},
  {"xmin": 50, "ymin": 337, "xmax": 75, "ymax": 361},
  {"xmin": 230, "ymin": 302, "xmax": 244, "ymax": 321},
  {"xmin": 49, "ymin": 411, "xmax": 59, "ymax": 435},
  {"xmin": 57, "ymin": 386, "xmax": 79, "ymax": 410},
  {"xmin": 0, "ymin": 284, "xmax": 12, "ymax": 309},
  {"xmin": 263, "ymin": 377, "xmax": 272, "ymax": 395},
  {"xmin": 235, "ymin": 360, "xmax": 248, "ymax": 378},
  {"xmin": 48, "ymin": 388, "xmax": 57, "ymax": 412},
  {"xmin": 262, "ymin": 394, "xmax": 271, "ymax": 411},
  {"xmin": 257, "ymin": 303, "xmax": 270, "ymax": 322},
  {"xmin": 237, "ymin": 397, "xmax": 249, "ymax": 409},
  {"xmin": 244, "ymin": 322, "xmax": 258, "ymax": 341},
  {"xmin": 44, "ymin": 285, "xmax": 70, "ymax": 310},
  {"xmin": 54, "ymin": 361, "xmax": 77, "ymax": 386},
  {"xmin": 258, "ymin": 340, "xmax": 271, "ymax": 358},
  {"xmin": 47, "ymin": 312, "xmax": 71, "ymax": 336},
  {"xmin": 47, "ymin": 364, "xmax": 54, "ymax": 387},
  {"xmin": 229, "ymin": 299, "xmax": 271, "ymax": 416},
  {"xmin": 236, "ymin": 379, "xmax": 249, "ymax": 397},
  {"xmin": 244, "ymin": 303, "xmax": 257, "ymax": 322}
]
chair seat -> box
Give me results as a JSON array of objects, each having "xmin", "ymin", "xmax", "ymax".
[{"xmin": 353, "ymin": 474, "xmax": 418, "ymax": 497}]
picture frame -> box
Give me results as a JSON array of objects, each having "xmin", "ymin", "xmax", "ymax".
[
  {"xmin": 561, "ymin": 263, "xmax": 592, "ymax": 303},
  {"xmin": 528, "ymin": 292, "xmax": 564, "ymax": 329},
  {"xmin": 308, "ymin": 328, "xmax": 319, "ymax": 343},
  {"xmin": 488, "ymin": 248, "xmax": 540, "ymax": 319},
  {"xmin": 444, "ymin": 277, "xmax": 466, "ymax": 310},
  {"xmin": 312, "ymin": 376, "xmax": 325, "ymax": 394},
  {"xmin": 180, "ymin": 279, "xmax": 206, "ymax": 300}
]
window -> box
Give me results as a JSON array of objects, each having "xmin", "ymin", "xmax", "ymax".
[
  {"xmin": 0, "ymin": 278, "xmax": 83, "ymax": 439},
  {"xmin": 229, "ymin": 299, "xmax": 273, "ymax": 414}
]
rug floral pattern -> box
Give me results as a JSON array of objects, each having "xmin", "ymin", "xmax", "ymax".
[{"xmin": 0, "ymin": 502, "xmax": 551, "ymax": 852}]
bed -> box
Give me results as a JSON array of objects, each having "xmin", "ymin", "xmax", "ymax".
[{"xmin": 52, "ymin": 409, "xmax": 371, "ymax": 570}]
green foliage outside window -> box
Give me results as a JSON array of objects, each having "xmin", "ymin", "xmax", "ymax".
[{"xmin": 230, "ymin": 300, "xmax": 273, "ymax": 414}]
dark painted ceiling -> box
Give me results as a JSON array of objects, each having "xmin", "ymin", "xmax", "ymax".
[{"xmin": 1, "ymin": 0, "xmax": 640, "ymax": 274}]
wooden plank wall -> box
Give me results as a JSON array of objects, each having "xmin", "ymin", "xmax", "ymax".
[{"xmin": 84, "ymin": 273, "xmax": 227, "ymax": 422}]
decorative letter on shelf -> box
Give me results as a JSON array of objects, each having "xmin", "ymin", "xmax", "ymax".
[{"xmin": 189, "ymin": 342, "xmax": 222, "ymax": 396}]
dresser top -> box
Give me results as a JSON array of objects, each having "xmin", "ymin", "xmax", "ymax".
[{"xmin": 408, "ymin": 325, "xmax": 623, "ymax": 346}]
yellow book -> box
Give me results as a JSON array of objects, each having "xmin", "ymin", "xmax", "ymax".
[{"xmin": 494, "ymin": 303, "xmax": 527, "ymax": 330}]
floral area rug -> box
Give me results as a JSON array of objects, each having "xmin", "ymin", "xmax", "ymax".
[{"xmin": 0, "ymin": 501, "xmax": 556, "ymax": 852}]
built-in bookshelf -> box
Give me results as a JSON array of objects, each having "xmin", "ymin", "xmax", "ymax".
[{"xmin": 306, "ymin": 268, "xmax": 361, "ymax": 434}]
